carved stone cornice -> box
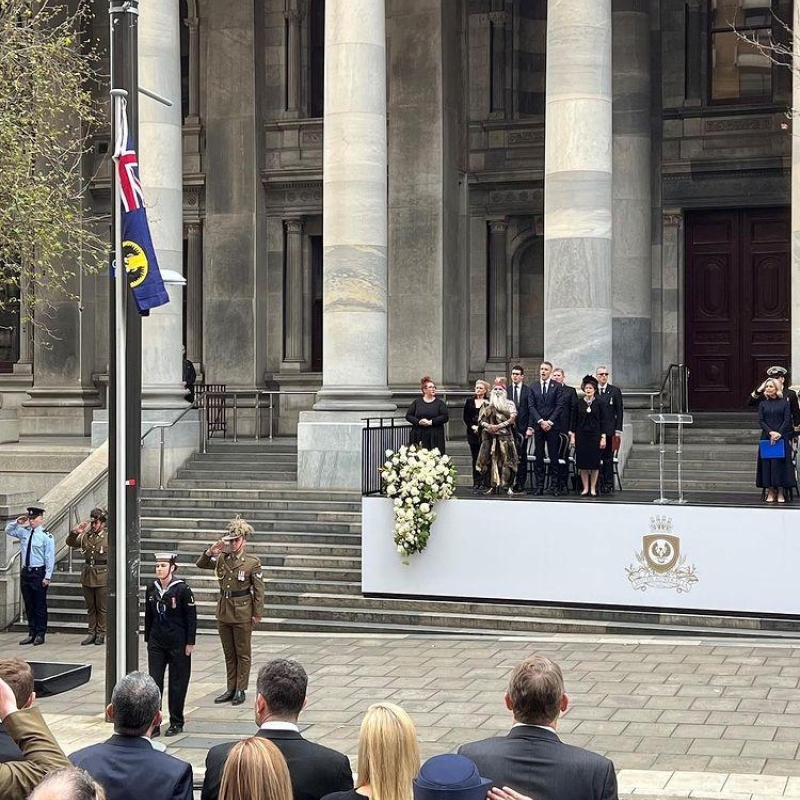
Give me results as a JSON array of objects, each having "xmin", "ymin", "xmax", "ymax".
[{"xmin": 488, "ymin": 11, "xmax": 508, "ymax": 24}]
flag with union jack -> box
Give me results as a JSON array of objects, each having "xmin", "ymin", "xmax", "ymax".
[{"xmin": 113, "ymin": 99, "xmax": 169, "ymax": 315}]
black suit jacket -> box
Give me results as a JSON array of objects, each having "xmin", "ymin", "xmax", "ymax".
[
  {"xmin": 508, "ymin": 382, "xmax": 530, "ymax": 432},
  {"xmin": 528, "ymin": 381, "xmax": 564, "ymax": 430},
  {"xmin": 459, "ymin": 726, "xmax": 618, "ymax": 800},
  {"xmin": 70, "ymin": 735, "xmax": 193, "ymax": 800},
  {"xmin": 0, "ymin": 724, "xmax": 23, "ymax": 763},
  {"xmin": 598, "ymin": 384, "xmax": 623, "ymax": 431},
  {"xmin": 560, "ymin": 385, "xmax": 578, "ymax": 434},
  {"xmin": 201, "ymin": 728, "xmax": 353, "ymax": 800}
]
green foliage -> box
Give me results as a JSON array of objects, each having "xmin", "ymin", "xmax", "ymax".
[{"xmin": 0, "ymin": 0, "xmax": 104, "ymax": 318}]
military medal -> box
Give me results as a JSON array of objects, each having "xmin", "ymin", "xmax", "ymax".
[{"xmin": 238, "ymin": 569, "xmax": 245, "ymax": 581}]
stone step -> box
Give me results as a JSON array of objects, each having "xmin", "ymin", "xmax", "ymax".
[
  {"xmin": 175, "ymin": 469, "xmax": 298, "ymax": 481},
  {"xmin": 143, "ymin": 510, "xmax": 360, "ymax": 524},
  {"xmin": 168, "ymin": 478, "xmax": 307, "ymax": 490},
  {"xmin": 622, "ymin": 468, "xmax": 756, "ymax": 482},
  {"xmin": 143, "ymin": 521, "xmax": 361, "ymax": 538},
  {"xmin": 189, "ymin": 450, "xmax": 298, "ymax": 461},
  {"xmin": 139, "ymin": 538, "xmax": 361, "ymax": 558},
  {"xmin": 622, "ymin": 478, "xmax": 760, "ymax": 493},
  {"xmin": 141, "ymin": 488, "xmax": 359, "ymax": 502},
  {"xmin": 625, "ymin": 458, "xmax": 754, "ymax": 471},
  {"xmin": 140, "ymin": 498, "xmax": 361, "ymax": 513}
]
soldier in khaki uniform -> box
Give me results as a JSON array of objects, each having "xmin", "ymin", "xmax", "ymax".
[
  {"xmin": 65, "ymin": 507, "xmax": 109, "ymax": 646},
  {"xmin": 196, "ymin": 517, "xmax": 264, "ymax": 705}
]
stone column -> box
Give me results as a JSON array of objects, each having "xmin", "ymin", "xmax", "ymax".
[
  {"xmin": 488, "ymin": 11, "xmax": 507, "ymax": 119},
  {"xmin": 791, "ymin": 0, "xmax": 800, "ymax": 380},
  {"xmin": 185, "ymin": 14, "xmax": 200, "ymax": 121},
  {"xmin": 297, "ymin": 0, "xmax": 393, "ymax": 490},
  {"xmin": 14, "ymin": 278, "xmax": 32, "ymax": 375},
  {"xmin": 612, "ymin": 0, "xmax": 652, "ymax": 387},
  {"xmin": 185, "ymin": 222, "xmax": 203, "ymax": 364},
  {"xmin": 283, "ymin": 217, "xmax": 305, "ymax": 367},
  {"xmin": 544, "ymin": 0, "xmax": 613, "ymax": 380},
  {"xmin": 138, "ymin": 0, "xmax": 186, "ymax": 409},
  {"xmin": 684, "ymin": 0, "xmax": 702, "ymax": 106},
  {"xmin": 487, "ymin": 218, "xmax": 509, "ymax": 368},
  {"xmin": 285, "ymin": 2, "xmax": 303, "ymax": 118}
]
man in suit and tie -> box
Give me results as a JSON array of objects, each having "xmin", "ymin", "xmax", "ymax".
[
  {"xmin": 201, "ymin": 658, "xmax": 353, "ymax": 800},
  {"xmin": 70, "ymin": 671, "xmax": 193, "ymax": 800},
  {"xmin": 525, "ymin": 361, "xmax": 564, "ymax": 495},
  {"xmin": 458, "ymin": 655, "xmax": 618, "ymax": 800},
  {"xmin": 552, "ymin": 368, "xmax": 578, "ymax": 495},
  {"xmin": 508, "ymin": 365, "xmax": 530, "ymax": 493},
  {"xmin": 596, "ymin": 366, "xmax": 623, "ymax": 494}
]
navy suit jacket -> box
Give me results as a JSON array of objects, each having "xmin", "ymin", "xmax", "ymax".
[
  {"xmin": 560, "ymin": 385, "xmax": 579, "ymax": 434},
  {"xmin": 598, "ymin": 384, "xmax": 623, "ymax": 431},
  {"xmin": 508, "ymin": 382, "xmax": 530, "ymax": 431},
  {"xmin": 459, "ymin": 725, "xmax": 618, "ymax": 800},
  {"xmin": 71, "ymin": 735, "xmax": 193, "ymax": 800},
  {"xmin": 528, "ymin": 380, "xmax": 564, "ymax": 430}
]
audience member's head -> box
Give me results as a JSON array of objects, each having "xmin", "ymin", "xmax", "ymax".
[
  {"xmin": 107, "ymin": 671, "xmax": 161, "ymax": 737},
  {"xmin": 218, "ymin": 736, "xmax": 293, "ymax": 800},
  {"xmin": 0, "ymin": 658, "xmax": 34, "ymax": 710},
  {"xmin": 28, "ymin": 766, "xmax": 106, "ymax": 800},
  {"xmin": 413, "ymin": 754, "xmax": 492, "ymax": 800},
  {"xmin": 255, "ymin": 659, "xmax": 308, "ymax": 724},
  {"xmin": 505, "ymin": 655, "xmax": 567, "ymax": 727},
  {"xmin": 357, "ymin": 702, "xmax": 420, "ymax": 800}
]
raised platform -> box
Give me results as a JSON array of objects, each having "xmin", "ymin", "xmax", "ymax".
[{"xmin": 363, "ymin": 492, "xmax": 800, "ymax": 617}]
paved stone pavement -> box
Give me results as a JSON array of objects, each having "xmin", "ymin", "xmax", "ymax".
[{"xmin": 6, "ymin": 629, "xmax": 800, "ymax": 799}]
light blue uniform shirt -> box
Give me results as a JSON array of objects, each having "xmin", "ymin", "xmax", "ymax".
[{"xmin": 5, "ymin": 521, "xmax": 54, "ymax": 579}]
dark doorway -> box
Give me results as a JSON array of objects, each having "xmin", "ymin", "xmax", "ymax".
[{"xmin": 685, "ymin": 208, "xmax": 790, "ymax": 411}]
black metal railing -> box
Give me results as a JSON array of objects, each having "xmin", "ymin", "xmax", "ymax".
[{"xmin": 361, "ymin": 417, "xmax": 412, "ymax": 495}]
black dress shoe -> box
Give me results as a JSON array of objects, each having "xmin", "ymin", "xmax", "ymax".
[
  {"xmin": 214, "ymin": 689, "xmax": 235, "ymax": 704},
  {"xmin": 18, "ymin": 635, "xmax": 34, "ymax": 645},
  {"xmin": 95, "ymin": 635, "xmax": 105, "ymax": 645},
  {"xmin": 534, "ymin": 487, "xmax": 544, "ymax": 496},
  {"xmin": 81, "ymin": 634, "xmax": 96, "ymax": 646},
  {"xmin": 165, "ymin": 724, "xmax": 184, "ymax": 737},
  {"xmin": 231, "ymin": 690, "xmax": 246, "ymax": 706},
  {"xmin": 151, "ymin": 725, "xmax": 161, "ymax": 738},
  {"xmin": 32, "ymin": 636, "xmax": 44, "ymax": 646}
]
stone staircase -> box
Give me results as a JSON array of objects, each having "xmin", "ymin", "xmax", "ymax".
[
  {"xmin": 33, "ymin": 436, "xmax": 800, "ymax": 638},
  {"xmin": 622, "ymin": 412, "xmax": 763, "ymax": 495}
]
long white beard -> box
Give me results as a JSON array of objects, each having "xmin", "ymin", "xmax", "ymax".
[{"xmin": 490, "ymin": 391, "xmax": 508, "ymax": 413}]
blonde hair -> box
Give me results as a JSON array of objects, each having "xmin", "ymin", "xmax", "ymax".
[
  {"xmin": 356, "ymin": 703, "xmax": 420, "ymax": 800},
  {"xmin": 219, "ymin": 736, "xmax": 293, "ymax": 800},
  {"xmin": 474, "ymin": 380, "xmax": 491, "ymax": 396},
  {"xmin": 765, "ymin": 378, "xmax": 784, "ymax": 398}
]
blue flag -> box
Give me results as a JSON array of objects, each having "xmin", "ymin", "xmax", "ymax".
[{"xmin": 113, "ymin": 100, "xmax": 169, "ymax": 315}]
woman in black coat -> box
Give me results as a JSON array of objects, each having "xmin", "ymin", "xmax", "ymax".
[
  {"xmin": 570, "ymin": 375, "xmax": 613, "ymax": 497},
  {"xmin": 406, "ymin": 376, "xmax": 449, "ymax": 454},
  {"xmin": 757, "ymin": 379, "xmax": 797, "ymax": 503},
  {"xmin": 463, "ymin": 380, "xmax": 490, "ymax": 493}
]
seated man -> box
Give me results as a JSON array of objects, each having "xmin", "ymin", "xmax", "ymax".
[
  {"xmin": 201, "ymin": 658, "xmax": 353, "ymax": 800},
  {"xmin": 458, "ymin": 655, "xmax": 618, "ymax": 800},
  {"xmin": 29, "ymin": 765, "xmax": 106, "ymax": 800},
  {"xmin": 0, "ymin": 673, "xmax": 69, "ymax": 800},
  {"xmin": 70, "ymin": 671, "xmax": 193, "ymax": 800}
]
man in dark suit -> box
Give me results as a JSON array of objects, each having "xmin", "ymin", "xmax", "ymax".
[
  {"xmin": 458, "ymin": 655, "xmax": 618, "ymax": 800},
  {"xmin": 70, "ymin": 671, "xmax": 193, "ymax": 800},
  {"xmin": 552, "ymin": 368, "xmax": 578, "ymax": 495},
  {"xmin": 596, "ymin": 366, "xmax": 623, "ymax": 494},
  {"xmin": 201, "ymin": 658, "xmax": 353, "ymax": 800},
  {"xmin": 508, "ymin": 365, "xmax": 530, "ymax": 493},
  {"xmin": 525, "ymin": 361, "xmax": 564, "ymax": 495}
]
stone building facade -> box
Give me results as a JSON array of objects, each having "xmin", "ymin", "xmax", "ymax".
[{"xmin": 0, "ymin": 0, "xmax": 796, "ymax": 446}]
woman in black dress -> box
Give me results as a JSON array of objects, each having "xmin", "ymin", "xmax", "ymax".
[
  {"xmin": 570, "ymin": 375, "xmax": 612, "ymax": 497},
  {"xmin": 406, "ymin": 376, "xmax": 449, "ymax": 454},
  {"xmin": 463, "ymin": 380, "xmax": 490, "ymax": 493},
  {"xmin": 757, "ymin": 379, "xmax": 796, "ymax": 503}
]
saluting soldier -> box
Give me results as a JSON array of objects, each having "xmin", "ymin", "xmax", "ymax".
[
  {"xmin": 5, "ymin": 505, "xmax": 54, "ymax": 646},
  {"xmin": 66, "ymin": 507, "xmax": 109, "ymax": 646},
  {"xmin": 145, "ymin": 552, "xmax": 197, "ymax": 737},
  {"xmin": 196, "ymin": 517, "xmax": 264, "ymax": 706}
]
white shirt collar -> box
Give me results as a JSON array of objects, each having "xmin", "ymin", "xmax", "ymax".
[
  {"xmin": 512, "ymin": 722, "xmax": 557, "ymax": 734},
  {"xmin": 259, "ymin": 720, "xmax": 300, "ymax": 732},
  {"xmin": 143, "ymin": 735, "xmax": 167, "ymax": 752}
]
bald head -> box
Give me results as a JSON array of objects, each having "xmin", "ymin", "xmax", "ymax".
[{"xmin": 28, "ymin": 767, "xmax": 105, "ymax": 800}]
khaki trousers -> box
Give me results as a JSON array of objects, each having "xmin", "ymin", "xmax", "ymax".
[
  {"xmin": 82, "ymin": 585, "xmax": 108, "ymax": 635},
  {"xmin": 218, "ymin": 621, "xmax": 253, "ymax": 691}
]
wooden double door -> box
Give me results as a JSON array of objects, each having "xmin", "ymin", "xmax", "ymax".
[{"xmin": 686, "ymin": 208, "xmax": 790, "ymax": 411}]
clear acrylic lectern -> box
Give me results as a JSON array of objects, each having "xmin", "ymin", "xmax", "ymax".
[{"xmin": 647, "ymin": 413, "xmax": 694, "ymax": 504}]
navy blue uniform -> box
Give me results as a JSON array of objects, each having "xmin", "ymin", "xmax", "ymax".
[{"xmin": 5, "ymin": 521, "xmax": 54, "ymax": 640}]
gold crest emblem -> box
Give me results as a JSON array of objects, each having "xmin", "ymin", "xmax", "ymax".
[{"xmin": 626, "ymin": 516, "xmax": 698, "ymax": 593}]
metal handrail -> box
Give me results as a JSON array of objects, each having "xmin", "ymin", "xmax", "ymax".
[{"xmin": 141, "ymin": 403, "xmax": 201, "ymax": 490}]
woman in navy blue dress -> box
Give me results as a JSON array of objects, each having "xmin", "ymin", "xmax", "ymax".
[{"xmin": 757, "ymin": 379, "xmax": 797, "ymax": 503}]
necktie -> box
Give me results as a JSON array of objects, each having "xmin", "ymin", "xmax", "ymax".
[
  {"xmin": 25, "ymin": 528, "xmax": 34, "ymax": 568},
  {"xmin": 542, "ymin": 382, "xmax": 546, "ymax": 395},
  {"xmin": 514, "ymin": 386, "xmax": 519, "ymax": 405}
]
